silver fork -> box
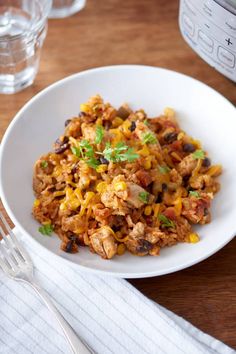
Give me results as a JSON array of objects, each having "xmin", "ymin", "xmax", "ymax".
[{"xmin": 0, "ymin": 212, "xmax": 92, "ymax": 354}]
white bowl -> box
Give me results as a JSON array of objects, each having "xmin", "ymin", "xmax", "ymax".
[{"xmin": 1, "ymin": 65, "xmax": 236, "ymax": 278}]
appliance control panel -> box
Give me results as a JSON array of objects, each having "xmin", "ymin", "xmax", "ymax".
[{"xmin": 179, "ymin": 0, "xmax": 236, "ymax": 82}]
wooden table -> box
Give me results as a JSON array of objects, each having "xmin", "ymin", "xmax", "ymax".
[{"xmin": 0, "ymin": 0, "xmax": 235, "ymax": 349}]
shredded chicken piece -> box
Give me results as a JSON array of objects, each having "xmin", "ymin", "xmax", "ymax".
[
  {"xmin": 178, "ymin": 154, "xmax": 198, "ymax": 176},
  {"xmin": 90, "ymin": 227, "xmax": 117, "ymax": 259}
]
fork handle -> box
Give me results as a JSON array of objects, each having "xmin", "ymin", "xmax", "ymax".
[{"xmin": 27, "ymin": 280, "xmax": 92, "ymax": 354}]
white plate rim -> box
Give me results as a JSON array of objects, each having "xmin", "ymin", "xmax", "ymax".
[{"xmin": 0, "ymin": 64, "xmax": 235, "ymax": 278}]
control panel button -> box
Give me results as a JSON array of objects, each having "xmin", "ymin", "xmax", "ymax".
[
  {"xmin": 225, "ymin": 17, "xmax": 236, "ymax": 34},
  {"xmin": 182, "ymin": 13, "xmax": 195, "ymax": 36},
  {"xmin": 217, "ymin": 46, "xmax": 235, "ymax": 68},
  {"xmin": 198, "ymin": 30, "xmax": 213, "ymax": 52},
  {"xmin": 184, "ymin": 0, "xmax": 196, "ymax": 16}
]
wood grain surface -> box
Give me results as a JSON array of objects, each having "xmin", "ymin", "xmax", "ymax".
[{"xmin": 0, "ymin": 0, "xmax": 235, "ymax": 349}]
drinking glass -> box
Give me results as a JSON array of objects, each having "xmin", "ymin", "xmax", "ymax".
[
  {"xmin": 49, "ymin": 0, "xmax": 86, "ymax": 18},
  {"xmin": 0, "ymin": 0, "xmax": 52, "ymax": 94}
]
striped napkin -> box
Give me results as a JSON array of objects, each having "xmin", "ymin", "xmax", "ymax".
[{"xmin": 0, "ymin": 229, "xmax": 234, "ymax": 354}]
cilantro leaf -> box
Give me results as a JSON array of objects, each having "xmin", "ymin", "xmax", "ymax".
[
  {"xmin": 95, "ymin": 125, "xmax": 104, "ymax": 144},
  {"xmin": 102, "ymin": 142, "xmax": 139, "ymax": 163},
  {"xmin": 86, "ymin": 157, "xmax": 99, "ymax": 169},
  {"xmin": 41, "ymin": 160, "xmax": 48, "ymax": 169},
  {"xmin": 38, "ymin": 224, "xmax": 54, "ymax": 236},
  {"xmin": 114, "ymin": 141, "xmax": 128, "ymax": 152},
  {"xmin": 192, "ymin": 149, "xmax": 205, "ymax": 160},
  {"xmin": 79, "ymin": 139, "xmax": 94, "ymax": 158},
  {"xmin": 142, "ymin": 132, "xmax": 158, "ymax": 144},
  {"xmin": 158, "ymin": 214, "xmax": 175, "ymax": 228},
  {"xmin": 103, "ymin": 142, "xmax": 115, "ymax": 162},
  {"xmin": 189, "ymin": 191, "xmax": 200, "ymax": 198},
  {"xmin": 138, "ymin": 191, "xmax": 149, "ymax": 203},
  {"xmin": 71, "ymin": 146, "xmax": 81, "ymax": 158},
  {"xmin": 118, "ymin": 148, "xmax": 139, "ymax": 162},
  {"xmin": 159, "ymin": 165, "xmax": 170, "ymax": 174},
  {"xmin": 144, "ymin": 119, "xmax": 149, "ymax": 126}
]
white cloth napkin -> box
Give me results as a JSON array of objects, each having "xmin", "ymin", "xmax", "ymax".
[{"xmin": 0, "ymin": 229, "xmax": 234, "ymax": 354}]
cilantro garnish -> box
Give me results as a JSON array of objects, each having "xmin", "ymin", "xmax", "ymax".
[
  {"xmin": 38, "ymin": 224, "xmax": 54, "ymax": 236},
  {"xmin": 41, "ymin": 160, "xmax": 48, "ymax": 169},
  {"xmin": 71, "ymin": 146, "xmax": 81, "ymax": 158},
  {"xmin": 158, "ymin": 214, "xmax": 175, "ymax": 228},
  {"xmin": 189, "ymin": 191, "xmax": 200, "ymax": 198},
  {"xmin": 71, "ymin": 140, "xmax": 99, "ymax": 169},
  {"xmin": 138, "ymin": 191, "xmax": 149, "ymax": 203},
  {"xmin": 142, "ymin": 132, "xmax": 158, "ymax": 144},
  {"xmin": 159, "ymin": 165, "xmax": 171, "ymax": 174},
  {"xmin": 102, "ymin": 142, "xmax": 139, "ymax": 163},
  {"xmin": 95, "ymin": 125, "xmax": 104, "ymax": 144},
  {"xmin": 79, "ymin": 140, "xmax": 94, "ymax": 158},
  {"xmin": 144, "ymin": 119, "xmax": 149, "ymax": 126},
  {"xmin": 86, "ymin": 157, "xmax": 100, "ymax": 169},
  {"xmin": 192, "ymin": 149, "xmax": 205, "ymax": 160}
]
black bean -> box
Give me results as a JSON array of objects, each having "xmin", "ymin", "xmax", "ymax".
[
  {"xmin": 71, "ymin": 162, "xmax": 79, "ymax": 174},
  {"xmin": 68, "ymin": 234, "xmax": 77, "ymax": 241},
  {"xmin": 202, "ymin": 157, "xmax": 211, "ymax": 167},
  {"xmin": 156, "ymin": 193, "xmax": 163, "ymax": 203},
  {"xmin": 111, "ymin": 225, "xmax": 121, "ymax": 232},
  {"xmin": 129, "ymin": 121, "xmax": 136, "ymax": 132},
  {"xmin": 162, "ymin": 183, "xmax": 168, "ymax": 192},
  {"xmin": 204, "ymin": 208, "xmax": 209, "ymax": 216},
  {"xmin": 164, "ymin": 132, "xmax": 177, "ymax": 143},
  {"xmin": 99, "ymin": 157, "xmax": 109, "ymax": 165},
  {"xmin": 79, "ymin": 111, "xmax": 87, "ymax": 117},
  {"xmin": 64, "ymin": 119, "xmax": 71, "ymax": 127},
  {"xmin": 54, "ymin": 143, "xmax": 69, "ymax": 154},
  {"xmin": 183, "ymin": 175, "xmax": 190, "ymax": 187},
  {"xmin": 54, "ymin": 136, "xmax": 69, "ymax": 154},
  {"xmin": 183, "ymin": 143, "xmax": 195, "ymax": 153},
  {"xmin": 65, "ymin": 240, "xmax": 74, "ymax": 253},
  {"xmin": 137, "ymin": 239, "xmax": 153, "ymax": 253}
]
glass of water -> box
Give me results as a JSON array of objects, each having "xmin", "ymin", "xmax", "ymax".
[
  {"xmin": 49, "ymin": 0, "xmax": 86, "ymax": 18},
  {"xmin": 0, "ymin": 0, "xmax": 52, "ymax": 94}
]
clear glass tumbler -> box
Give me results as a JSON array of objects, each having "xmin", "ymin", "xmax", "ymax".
[
  {"xmin": 0, "ymin": 0, "xmax": 52, "ymax": 94},
  {"xmin": 49, "ymin": 0, "xmax": 86, "ymax": 18}
]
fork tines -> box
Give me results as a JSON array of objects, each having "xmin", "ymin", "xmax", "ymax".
[{"xmin": 0, "ymin": 211, "xmax": 31, "ymax": 272}]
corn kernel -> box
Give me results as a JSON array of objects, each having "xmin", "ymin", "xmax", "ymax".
[
  {"xmin": 189, "ymin": 233, "xmax": 200, "ymax": 243},
  {"xmin": 96, "ymin": 181, "xmax": 108, "ymax": 193},
  {"xmin": 114, "ymin": 181, "xmax": 127, "ymax": 191},
  {"xmin": 117, "ymin": 244, "xmax": 126, "ymax": 256},
  {"xmin": 112, "ymin": 117, "xmax": 124, "ymax": 128},
  {"xmin": 164, "ymin": 107, "xmax": 175, "ymax": 118},
  {"xmin": 153, "ymin": 203, "xmax": 160, "ymax": 217},
  {"xmin": 80, "ymin": 103, "xmax": 90, "ymax": 113},
  {"xmin": 110, "ymin": 128, "xmax": 124, "ymax": 145},
  {"xmin": 174, "ymin": 197, "xmax": 182, "ymax": 216},
  {"xmin": 177, "ymin": 131, "xmax": 185, "ymax": 140},
  {"xmin": 96, "ymin": 118, "xmax": 103, "ymax": 125},
  {"xmin": 144, "ymin": 205, "xmax": 152, "ymax": 216},
  {"xmin": 96, "ymin": 164, "xmax": 108, "ymax": 173},
  {"xmin": 60, "ymin": 202, "xmax": 67, "ymax": 210},
  {"xmin": 34, "ymin": 199, "xmax": 40, "ymax": 207},
  {"xmin": 138, "ymin": 144, "xmax": 150, "ymax": 157},
  {"xmin": 143, "ymin": 157, "xmax": 152, "ymax": 170},
  {"xmin": 122, "ymin": 120, "xmax": 131, "ymax": 137}
]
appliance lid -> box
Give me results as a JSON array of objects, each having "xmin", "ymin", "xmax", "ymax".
[{"xmin": 214, "ymin": 0, "xmax": 236, "ymax": 14}]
